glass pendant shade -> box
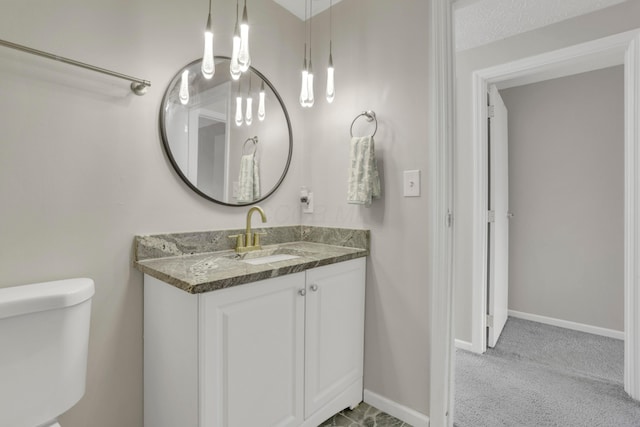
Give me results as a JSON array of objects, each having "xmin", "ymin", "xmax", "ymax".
[
  {"xmin": 326, "ymin": 0, "xmax": 335, "ymax": 104},
  {"xmin": 326, "ymin": 51, "xmax": 335, "ymax": 103},
  {"xmin": 235, "ymin": 96, "xmax": 243, "ymax": 126},
  {"xmin": 245, "ymin": 96, "xmax": 253, "ymax": 125},
  {"xmin": 326, "ymin": 66, "xmax": 335, "ymax": 103},
  {"xmin": 299, "ymin": 56, "xmax": 309, "ymax": 107},
  {"xmin": 201, "ymin": 14, "xmax": 215, "ymax": 79},
  {"xmin": 258, "ymin": 82, "xmax": 266, "ymax": 121},
  {"xmin": 306, "ymin": 61, "xmax": 315, "ymax": 107},
  {"xmin": 230, "ymin": 24, "xmax": 241, "ymax": 80},
  {"xmin": 238, "ymin": 2, "xmax": 251, "ymax": 72},
  {"xmin": 179, "ymin": 70, "xmax": 190, "ymax": 105}
]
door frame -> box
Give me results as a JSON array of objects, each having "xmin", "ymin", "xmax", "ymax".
[
  {"xmin": 466, "ymin": 29, "xmax": 640, "ymax": 400},
  {"xmin": 428, "ymin": 0, "xmax": 455, "ymax": 426}
]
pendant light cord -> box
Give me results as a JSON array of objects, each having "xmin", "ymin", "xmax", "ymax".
[
  {"xmin": 309, "ymin": 0, "xmax": 313, "ymax": 61},
  {"xmin": 304, "ymin": 0, "xmax": 309, "ymax": 62},
  {"xmin": 329, "ymin": 0, "xmax": 333, "ymax": 56},
  {"xmin": 208, "ymin": 0, "xmax": 211, "ymax": 15}
]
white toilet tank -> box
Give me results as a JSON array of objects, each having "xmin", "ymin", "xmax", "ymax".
[{"xmin": 0, "ymin": 278, "xmax": 95, "ymax": 427}]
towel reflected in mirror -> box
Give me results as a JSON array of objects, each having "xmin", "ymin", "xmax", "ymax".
[{"xmin": 237, "ymin": 151, "xmax": 261, "ymax": 203}]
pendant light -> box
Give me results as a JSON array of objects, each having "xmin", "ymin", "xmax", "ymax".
[
  {"xmin": 235, "ymin": 81, "xmax": 243, "ymax": 127},
  {"xmin": 201, "ymin": 0, "xmax": 215, "ymax": 79},
  {"xmin": 299, "ymin": 0, "xmax": 314, "ymax": 108},
  {"xmin": 238, "ymin": 0, "xmax": 251, "ymax": 72},
  {"xmin": 245, "ymin": 76, "xmax": 253, "ymax": 126},
  {"xmin": 299, "ymin": 42, "xmax": 309, "ymax": 107},
  {"xmin": 230, "ymin": 0, "xmax": 241, "ymax": 80},
  {"xmin": 326, "ymin": 0, "xmax": 335, "ymax": 103},
  {"xmin": 306, "ymin": 0, "xmax": 315, "ymax": 107},
  {"xmin": 179, "ymin": 69, "xmax": 190, "ymax": 105},
  {"xmin": 307, "ymin": 55, "xmax": 315, "ymax": 107},
  {"xmin": 258, "ymin": 80, "xmax": 266, "ymax": 121}
]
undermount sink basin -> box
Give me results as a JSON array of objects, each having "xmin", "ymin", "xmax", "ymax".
[{"xmin": 241, "ymin": 254, "xmax": 301, "ymax": 265}]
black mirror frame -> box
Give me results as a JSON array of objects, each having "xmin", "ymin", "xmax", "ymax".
[{"xmin": 159, "ymin": 56, "xmax": 293, "ymax": 207}]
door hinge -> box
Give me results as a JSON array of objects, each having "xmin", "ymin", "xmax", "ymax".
[
  {"xmin": 487, "ymin": 210, "xmax": 495, "ymax": 223},
  {"xmin": 447, "ymin": 210, "xmax": 453, "ymax": 228},
  {"xmin": 486, "ymin": 314, "xmax": 494, "ymax": 328},
  {"xmin": 488, "ymin": 105, "xmax": 495, "ymax": 118}
]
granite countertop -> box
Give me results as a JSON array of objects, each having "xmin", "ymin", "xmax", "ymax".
[{"xmin": 134, "ymin": 226, "xmax": 369, "ymax": 294}]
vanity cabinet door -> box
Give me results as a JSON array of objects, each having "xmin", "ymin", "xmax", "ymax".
[
  {"xmin": 201, "ymin": 272, "xmax": 305, "ymax": 427},
  {"xmin": 304, "ymin": 258, "xmax": 366, "ymax": 419}
]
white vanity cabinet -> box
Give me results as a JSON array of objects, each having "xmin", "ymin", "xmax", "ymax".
[{"xmin": 144, "ymin": 257, "xmax": 366, "ymax": 427}]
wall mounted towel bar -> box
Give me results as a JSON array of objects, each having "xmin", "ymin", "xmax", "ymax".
[
  {"xmin": 0, "ymin": 39, "xmax": 151, "ymax": 95},
  {"xmin": 350, "ymin": 110, "xmax": 378, "ymax": 137}
]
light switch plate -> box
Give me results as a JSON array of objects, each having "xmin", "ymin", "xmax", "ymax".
[{"xmin": 404, "ymin": 170, "xmax": 421, "ymax": 197}]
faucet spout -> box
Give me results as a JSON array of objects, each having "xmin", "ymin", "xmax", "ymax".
[{"xmin": 243, "ymin": 206, "xmax": 267, "ymax": 251}]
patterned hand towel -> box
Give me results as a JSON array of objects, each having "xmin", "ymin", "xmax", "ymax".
[
  {"xmin": 347, "ymin": 135, "xmax": 381, "ymax": 205},
  {"xmin": 237, "ymin": 153, "xmax": 261, "ymax": 202}
]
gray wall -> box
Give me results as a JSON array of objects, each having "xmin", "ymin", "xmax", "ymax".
[
  {"xmin": 304, "ymin": 0, "xmax": 432, "ymax": 414},
  {"xmin": 454, "ymin": 0, "xmax": 640, "ymax": 342},
  {"xmin": 500, "ymin": 66, "xmax": 624, "ymax": 331},
  {"xmin": 0, "ymin": 1, "xmax": 303, "ymax": 425}
]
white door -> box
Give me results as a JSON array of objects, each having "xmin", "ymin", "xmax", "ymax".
[
  {"xmin": 304, "ymin": 258, "xmax": 366, "ymax": 418},
  {"xmin": 202, "ymin": 273, "xmax": 305, "ymax": 427},
  {"xmin": 487, "ymin": 85, "xmax": 510, "ymax": 348}
]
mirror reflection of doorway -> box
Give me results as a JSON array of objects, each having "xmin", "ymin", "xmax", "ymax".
[{"xmin": 197, "ymin": 115, "xmax": 228, "ymax": 202}]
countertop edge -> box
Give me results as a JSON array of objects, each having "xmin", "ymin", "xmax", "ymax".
[{"xmin": 136, "ymin": 247, "xmax": 368, "ymax": 294}]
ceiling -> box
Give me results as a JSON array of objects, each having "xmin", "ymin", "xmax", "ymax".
[
  {"xmin": 272, "ymin": 0, "xmax": 344, "ymax": 21},
  {"xmin": 273, "ymin": 0, "xmax": 629, "ymax": 51},
  {"xmin": 455, "ymin": 0, "xmax": 629, "ymax": 51}
]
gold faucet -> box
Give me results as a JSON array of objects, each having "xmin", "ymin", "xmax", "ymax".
[{"xmin": 230, "ymin": 206, "xmax": 267, "ymax": 253}]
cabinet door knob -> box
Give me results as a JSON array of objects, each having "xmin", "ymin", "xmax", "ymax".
[
  {"xmin": 298, "ymin": 289, "xmax": 307, "ymax": 296},
  {"xmin": 310, "ymin": 284, "xmax": 318, "ymax": 292}
]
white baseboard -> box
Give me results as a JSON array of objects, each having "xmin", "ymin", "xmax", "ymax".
[
  {"xmin": 508, "ymin": 310, "xmax": 624, "ymax": 340},
  {"xmin": 454, "ymin": 339, "xmax": 473, "ymax": 351},
  {"xmin": 363, "ymin": 389, "xmax": 429, "ymax": 427}
]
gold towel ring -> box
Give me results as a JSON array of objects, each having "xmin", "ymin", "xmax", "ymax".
[
  {"xmin": 242, "ymin": 136, "xmax": 258, "ymax": 155},
  {"xmin": 350, "ymin": 110, "xmax": 377, "ymax": 137}
]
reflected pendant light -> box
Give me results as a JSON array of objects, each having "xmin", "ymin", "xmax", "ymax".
[
  {"xmin": 235, "ymin": 81, "xmax": 243, "ymax": 127},
  {"xmin": 326, "ymin": 0, "xmax": 335, "ymax": 103},
  {"xmin": 230, "ymin": 0, "xmax": 241, "ymax": 80},
  {"xmin": 238, "ymin": 0, "xmax": 251, "ymax": 72},
  {"xmin": 179, "ymin": 69, "xmax": 190, "ymax": 105},
  {"xmin": 245, "ymin": 76, "xmax": 253, "ymax": 126},
  {"xmin": 258, "ymin": 80, "xmax": 266, "ymax": 121},
  {"xmin": 201, "ymin": 0, "xmax": 215, "ymax": 79}
]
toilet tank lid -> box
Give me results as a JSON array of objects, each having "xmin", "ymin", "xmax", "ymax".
[{"xmin": 0, "ymin": 278, "xmax": 95, "ymax": 320}]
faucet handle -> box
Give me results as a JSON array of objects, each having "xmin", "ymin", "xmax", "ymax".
[
  {"xmin": 228, "ymin": 234, "xmax": 244, "ymax": 251},
  {"xmin": 253, "ymin": 232, "xmax": 267, "ymax": 248}
]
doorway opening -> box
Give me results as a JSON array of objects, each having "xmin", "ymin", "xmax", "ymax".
[{"xmin": 464, "ymin": 28, "xmax": 640, "ymax": 402}]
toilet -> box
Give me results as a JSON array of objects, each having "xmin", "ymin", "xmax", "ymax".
[{"xmin": 0, "ymin": 278, "xmax": 95, "ymax": 427}]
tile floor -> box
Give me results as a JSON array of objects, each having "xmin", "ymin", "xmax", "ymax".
[{"xmin": 319, "ymin": 402, "xmax": 408, "ymax": 427}]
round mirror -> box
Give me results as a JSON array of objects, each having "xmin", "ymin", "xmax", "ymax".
[{"xmin": 160, "ymin": 57, "xmax": 292, "ymax": 206}]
